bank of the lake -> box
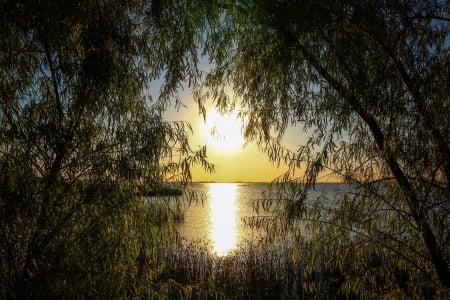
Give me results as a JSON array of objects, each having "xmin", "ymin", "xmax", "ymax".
[
  {"xmin": 155, "ymin": 182, "xmax": 445, "ymax": 299},
  {"xmin": 159, "ymin": 182, "xmax": 354, "ymax": 299}
]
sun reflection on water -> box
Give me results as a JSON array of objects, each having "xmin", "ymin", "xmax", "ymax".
[{"xmin": 208, "ymin": 183, "xmax": 239, "ymax": 256}]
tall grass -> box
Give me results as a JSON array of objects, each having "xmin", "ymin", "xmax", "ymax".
[
  {"xmin": 159, "ymin": 235, "xmax": 450, "ymax": 299},
  {"xmin": 160, "ymin": 237, "xmax": 317, "ymax": 300},
  {"xmin": 151, "ymin": 189, "xmax": 449, "ymax": 299}
]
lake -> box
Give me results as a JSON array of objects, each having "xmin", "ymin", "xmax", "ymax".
[{"xmin": 175, "ymin": 182, "xmax": 345, "ymax": 256}]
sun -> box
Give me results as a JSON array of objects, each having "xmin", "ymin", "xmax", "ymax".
[{"xmin": 201, "ymin": 109, "xmax": 245, "ymax": 151}]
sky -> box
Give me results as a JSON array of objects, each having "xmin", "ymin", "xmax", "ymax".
[{"xmin": 162, "ymin": 88, "xmax": 308, "ymax": 183}]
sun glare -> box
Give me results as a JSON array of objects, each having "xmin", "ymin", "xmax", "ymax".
[
  {"xmin": 201, "ymin": 109, "xmax": 244, "ymax": 151},
  {"xmin": 209, "ymin": 183, "xmax": 239, "ymax": 256}
]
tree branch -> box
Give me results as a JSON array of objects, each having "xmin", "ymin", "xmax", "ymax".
[{"xmin": 276, "ymin": 26, "xmax": 450, "ymax": 287}]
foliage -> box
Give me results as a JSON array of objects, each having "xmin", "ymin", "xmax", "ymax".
[
  {"xmin": 2, "ymin": 0, "xmax": 450, "ymax": 297},
  {"xmin": 163, "ymin": 237, "xmax": 307, "ymax": 300},
  {"xmin": 165, "ymin": 234, "xmax": 417, "ymax": 300},
  {"xmin": 197, "ymin": 0, "xmax": 450, "ymax": 297},
  {"xmin": 0, "ymin": 0, "xmax": 212, "ymax": 298}
]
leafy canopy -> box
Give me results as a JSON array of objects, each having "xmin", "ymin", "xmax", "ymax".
[
  {"xmin": 195, "ymin": 0, "xmax": 450, "ymax": 297},
  {"xmin": 0, "ymin": 0, "xmax": 212, "ymax": 298}
]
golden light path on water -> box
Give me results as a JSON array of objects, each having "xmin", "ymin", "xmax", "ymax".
[{"xmin": 208, "ymin": 183, "xmax": 239, "ymax": 256}]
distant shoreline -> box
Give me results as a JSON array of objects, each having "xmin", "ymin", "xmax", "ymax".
[{"xmin": 191, "ymin": 181, "xmax": 343, "ymax": 184}]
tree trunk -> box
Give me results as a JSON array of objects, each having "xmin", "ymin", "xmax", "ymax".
[{"xmin": 284, "ymin": 31, "xmax": 450, "ymax": 286}]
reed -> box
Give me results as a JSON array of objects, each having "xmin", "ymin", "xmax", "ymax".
[
  {"xmin": 159, "ymin": 235, "xmax": 448, "ymax": 299},
  {"xmin": 160, "ymin": 237, "xmax": 316, "ymax": 299}
]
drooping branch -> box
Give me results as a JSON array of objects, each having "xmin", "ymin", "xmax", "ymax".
[
  {"xmin": 43, "ymin": 41, "xmax": 64, "ymax": 129},
  {"xmin": 275, "ymin": 25, "xmax": 450, "ymax": 286},
  {"xmin": 364, "ymin": 25, "xmax": 450, "ymax": 192}
]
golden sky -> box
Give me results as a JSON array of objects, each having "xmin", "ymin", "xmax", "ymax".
[{"xmin": 163, "ymin": 89, "xmax": 307, "ymax": 183}]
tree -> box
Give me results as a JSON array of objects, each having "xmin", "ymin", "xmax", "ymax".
[
  {"xmin": 0, "ymin": 0, "xmax": 211, "ymax": 298},
  {"xmin": 198, "ymin": 0, "xmax": 450, "ymax": 297}
]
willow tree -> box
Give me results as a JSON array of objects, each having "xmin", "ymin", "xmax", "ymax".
[
  {"xmin": 0, "ymin": 0, "xmax": 211, "ymax": 298},
  {"xmin": 198, "ymin": 0, "xmax": 450, "ymax": 297}
]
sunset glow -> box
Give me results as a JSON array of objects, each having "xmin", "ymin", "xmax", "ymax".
[
  {"xmin": 201, "ymin": 109, "xmax": 245, "ymax": 152},
  {"xmin": 163, "ymin": 98, "xmax": 296, "ymax": 182}
]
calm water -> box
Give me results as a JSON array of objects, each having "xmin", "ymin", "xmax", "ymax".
[{"xmin": 175, "ymin": 182, "xmax": 345, "ymax": 256}]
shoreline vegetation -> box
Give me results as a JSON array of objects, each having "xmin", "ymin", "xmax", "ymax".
[
  {"xmin": 161, "ymin": 232, "xmax": 442, "ymax": 299},
  {"xmin": 145, "ymin": 185, "xmax": 184, "ymax": 197},
  {"xmin": 192, "ymin": 181, "xmax": 343, "ymax": 184},
  {"xmin": 173, "ymin": 240, "xmax": 360, "ymax": 299},
  {"xmin": 149, "ymin": 184, "xmax": 445, "ymax": 299}
]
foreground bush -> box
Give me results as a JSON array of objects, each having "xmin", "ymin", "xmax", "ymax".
[
  {"xmin": 0, "ymin": 1, "xmax": 211, "ymax": 298},
  {"xmin": 163, "ymin": 234, "xmax": 450, "ymax": 299}
]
